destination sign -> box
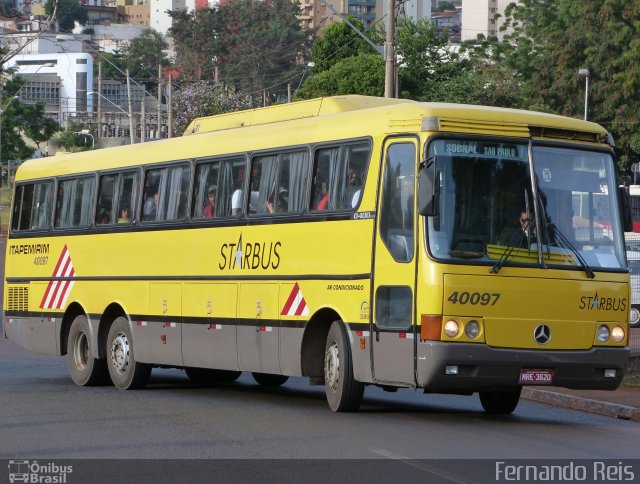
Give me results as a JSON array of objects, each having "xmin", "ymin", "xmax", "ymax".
[{"xmin": 433, "ymin": 140, "xmax": 527, "ymax": 161}]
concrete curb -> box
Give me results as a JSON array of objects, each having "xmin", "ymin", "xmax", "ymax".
[{"xmin": 522, "ymin": 387, "xmax": 640, "ymax": 422}]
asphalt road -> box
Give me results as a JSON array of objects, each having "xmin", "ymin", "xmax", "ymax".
[
  {"xmin": 1, "ymin": 335, "xmax": 639, "ymax": 462},
  {"xmin": 1, "ymin": 241, "xmax": 639, "ymax": 483}
]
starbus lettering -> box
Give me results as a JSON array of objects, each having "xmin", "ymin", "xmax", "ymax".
[
  {"xmin": 579, "ymin": 292, "xmax": 627, "ymax": 312},
  {"xmin": 219, "ymin": 237, "xmax": 281, "ymax": 270}
]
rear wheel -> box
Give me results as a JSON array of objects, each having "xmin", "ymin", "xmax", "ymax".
[
  {"xmin": 106, "ymin": 316, "xmax": 151, "ymax": 390},
  {"xmin": 252, "ymin": 372, "xmax": 289, "ymax": 387},
  {"xmin": 324, "ymin": 321, "xmax": 364, "ymax": 412},
  {"xmin": 66, "ymin": 315, "xmax": 109, "ymax": 386},
  {"xmin": 479, "ymin": 388, "xmax": 522, "ymax": 414},
  {"xmin": 185, "ymin": 368, "xmax": 241, "ymax": 384}
]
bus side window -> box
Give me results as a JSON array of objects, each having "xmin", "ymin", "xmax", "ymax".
[
  {"xmin": 11, "ymin": 181, "xmax": 54, "ymax": 231},
  {"xmin": 311, "ymin": 142, "xmax": 370, "ymax": 211},
  {"xmin": 96, "ymin": 174, "xmax": 118, "ymax": 225},
  {"xmin": 213, "ymin": 158, "xmax": 245, "ymax": 217},
  {"xmin": 55, "ymin": 176, "xmax": 96, "ymax": 229},
  {"xmin": 192, "ymin": 161, "xmax": 220, "ymax": 219}
]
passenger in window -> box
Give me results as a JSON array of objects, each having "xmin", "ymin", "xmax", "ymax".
[
  {"xmin": 117, "ymin": 207, "xmax": 131, "ymax": 223},
  {"xmin": 347, "ymin": 167, "xmax": 362, "ymax": 208},
  {"xmin": 231, "ymin": 169, "xmax": 245, "ymax": 216},
  {"xmin": 266, "ymin": 188, "xmax": 288, "ymax": 214},
  {"xmin": 203, "ymin": 186, "xmax": 216, "ymax": 217},
  {"xmin": 143, "ymin": 192, "xmax": 158, "ymax": 220}
]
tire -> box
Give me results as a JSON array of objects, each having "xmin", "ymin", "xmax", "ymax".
[
  {"xmin": 185, "ymin": 368, "xmax": 241, "ymax": 384},
  {"xmin": 324, "ymin": 321, "xmax": 364, "ymax": 412},
  {"xmin": 479, "ymin": 388, "xmax": 522, "ymax": 414},
  {"xmin": 252, "ymin": 372, "xmax": 289, "ymax": 387},
  {"xmin": 66, "ymin": 314, "xmax": 109, "ymax": 386},
  {"xmin": 106, "ymin": 316, "xmax": 151, "ymax": 390}
]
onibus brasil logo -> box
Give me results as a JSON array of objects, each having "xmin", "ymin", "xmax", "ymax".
[{"xmin": 8, "ymin": 460, "xmax": 73, "ymax": 483}]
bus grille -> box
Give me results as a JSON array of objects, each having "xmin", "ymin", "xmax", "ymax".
[{"xmin": 7, "ymin": 286, "xmax": 29, "ymax": 312}]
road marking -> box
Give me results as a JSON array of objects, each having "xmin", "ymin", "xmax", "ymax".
[{"xmin": 370, "ymin": 449, "xmax": 481, "ymax": 484}]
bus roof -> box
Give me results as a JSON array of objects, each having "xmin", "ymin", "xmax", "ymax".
[{"xmin": 17, "ymin": 95, "xmax": 611, "ymax": 181}]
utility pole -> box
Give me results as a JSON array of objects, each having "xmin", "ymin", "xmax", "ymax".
[
  {"xmin": 167, "ymin": 75, "xmax": 173, "ymax": 138},
  {"xmin": 141, "ymin": 83, "xmax": 146, "ymax": 143},
  {"xmin": 126, "ymin": 69, "xmax": 135, "ymax": 144},
  {"xmin": 384, "ymin": 0, "xmax": 396, "ymax": 98},
  {"xmin": 157, "ymin": 65, "xmax": 162, "ymax": 139},
  {"xmin": 97, "ymin": 61, "xmax": 102, "ymax": 138}
]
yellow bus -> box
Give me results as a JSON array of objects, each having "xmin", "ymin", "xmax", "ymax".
[{"xmin": 3, "ymin": 95, "xmax": 632, "ymax": 414}]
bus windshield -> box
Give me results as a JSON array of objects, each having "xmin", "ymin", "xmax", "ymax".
[{"xmin": 427, "ymin": 138, "xmax": 625, "ymax": 271}]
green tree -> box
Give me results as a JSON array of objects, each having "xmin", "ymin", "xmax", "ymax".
[
  {"xmin": 168, "ymin": 7, "xmax": 221, "ymax": 81},
  {"xmin": 121, "ymin": 29, "xmax": 169, "ymax": 79},
  {"xmin": 296, "ymin": 54, "xmax": 384, "ymax": 99},
  {"xmin": 1, "ymin": 74, "xmax": 60, "ymax": 163},
  {"xmin": 169, "ymin": 0, "xmax": 309, "ymax": 98},
  {"xmin": 464, "ymin": 0, "xmax": 640, "ymax": 169},
  {"xmin": 396, "ymin": 17, "xmax": 481, "ymax": 103},
  {"xmin": 309, "ymin": 16, "xmax": 382, "ymax": 73},
  {"xmin": 217, "ymin": 0, "xmax": 310, "ymax": 96},
  {"xmin": 45, "ymin": 0, "xmax": 88, "ymax": 32},
  {"xmin": 54, "ymin": 121, "xmax": 93, "ymax": 152}
]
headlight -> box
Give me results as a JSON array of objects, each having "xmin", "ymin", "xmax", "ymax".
[
  {"xmin": 597, "ymin": 325, "xmax": 610, "ymax": 343},
  {"xmin": 465, "ymin": 320, "xmax": 480, "ymax": 339},
  {"xmin": 611, "ymin": 325, "xmax": 625, "ymax": 343},
  {"xmin": 443, "ymin": 319, "xmax": 459, "ymax": 338}
]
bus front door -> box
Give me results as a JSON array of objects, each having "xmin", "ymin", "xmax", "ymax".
[{"xmin": 371, "ymin": 139, "xmax": 418, "ymax": 386}]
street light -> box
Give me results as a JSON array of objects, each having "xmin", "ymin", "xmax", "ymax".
[
  {"xmin": 578, "ymin": 68, "xmax": 590, "ymax": 121},
  {"xmin": 1, "ymin": 62, "xmax": 55, "ymax": 186},
  {"xmin": 293, "ymin": 62, "xmax": 315, "ymax": 101},
  {"xmin": 73, "ymin": 129, "xmax": 95, "ymax": 148},
  {"xmin": 88, "ymin": 91, "xmax": 134, "ymax": 145}
]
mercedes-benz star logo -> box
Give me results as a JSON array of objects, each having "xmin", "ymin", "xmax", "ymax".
[{"xmin": 534, "ymin": 324, "xmax": 551, "ymax": 344}]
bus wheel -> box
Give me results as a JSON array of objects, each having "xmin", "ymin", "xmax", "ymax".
[
  {"xmin": 479, "ymin": 388, "xmax": 522, "ymax": 414},
  {"xmin": 66, "ymin": 315, "xmax": 108, "ymax": 386},
  {"xmin": 252, "ymin": 372, "xmax": 289, "ymax": 387},
  {"xmin": 106, "ymin": 316, "xmax": 151, "ymax": 390},
  {"xmin": 324, "ymin": 321, "xmax": 364, "ymax": 412},
  {"xmin": 185, "ymin": 368, "xmax": 241, "ymax": 384}
]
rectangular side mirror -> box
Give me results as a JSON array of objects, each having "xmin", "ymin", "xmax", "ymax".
[
  {"xmin": 619, "ymin": 186, "xmax": 633, "ymax": 232},
  {"xmin": 418, "ymin": 157, "xmax": 438, "ymax": 216}
]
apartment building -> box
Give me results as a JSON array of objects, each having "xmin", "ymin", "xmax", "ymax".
[{"xmin": 461, "ymin": 0, "xmax": 514, "ymax": 41}]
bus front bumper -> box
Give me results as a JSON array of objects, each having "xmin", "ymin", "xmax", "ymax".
[{"xmin": 417, "ymin": 342, "xmax": 630, "ymax": 393}]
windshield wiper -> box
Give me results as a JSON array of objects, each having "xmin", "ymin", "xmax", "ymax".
[
  {"xmin": 548, "ymin": 223, "xmax": 595, "ymax": 279},
  {"xmin": 490, "ymin": 227, "xmax": 529, "ymax": 274}
]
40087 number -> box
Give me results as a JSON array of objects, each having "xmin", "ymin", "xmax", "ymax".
[{"xmin": 447, "ymin": 291, "xmax": 500, "ymax": 306}]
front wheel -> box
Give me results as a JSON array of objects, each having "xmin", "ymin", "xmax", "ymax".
[
  {"xmin": 252, "ymin": 372, "xmax": 289, "ymax": 387},
  {"xmin": 324, "ymin": 321, "xmax": 364, "ymax": 412},
  {"xmin": 66, "ymin": 315, "xmax": 109, "ymax": 386},
  {"xmin": 106, "ymin": 316, "xmax": 151, "ymax": 390},
  {"xmin": 479, "ymin": 388, "xmax": 521, "ymax": 414}
]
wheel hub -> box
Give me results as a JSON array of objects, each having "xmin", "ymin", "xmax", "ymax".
[
  {"xmin": 73, "ymin": 331, "xmax": 89, "ymax": 370},
  {"xmin": 324, "ymin": 340, "xmax": 340, "ymax": 391},
  {"xmin": 110, "ymin": 332, "xmax": 130, "ymax": 374}
]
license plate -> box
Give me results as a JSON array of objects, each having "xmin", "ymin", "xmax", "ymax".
[{"xmin": 519, "ymin": 369, "xmax": 553, "ymax": 384}]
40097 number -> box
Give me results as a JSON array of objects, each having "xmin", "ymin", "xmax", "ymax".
[{"xmin": 447, "ymin": 291, "xmax": 500, "ymax": 306}]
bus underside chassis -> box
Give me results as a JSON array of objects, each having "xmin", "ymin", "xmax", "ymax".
[{"xmin": 324, "ymin": 321, "xmax": 364, "ymax": 412}]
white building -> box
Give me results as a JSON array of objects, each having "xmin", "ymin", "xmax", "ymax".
[
  {"xmin": 5, "ymin": 52, "xmax": 94, "ymax": 114},
  {"xmin": 383, "ymin": 0, "xmax": 431, "ymax": 22},
  {"xmin": 150, "ymin": 0, "xmax": 186, "ymax": 35},
  {"xmin": 461, "ymin": 0, "xmax": 515, "ymax": 41}
]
